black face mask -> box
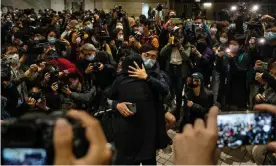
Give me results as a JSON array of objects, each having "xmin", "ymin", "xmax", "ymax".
[
  {"xmin": 196, "ymin": 42, "xmax": 207, "ymax": 52},
  {"xmin": 191, "ymin": 83, "xmax": 199, "ymax": 88},
  {"xmin": 169, "ymin": 15, "xmax": 176, "ymax": 19}
]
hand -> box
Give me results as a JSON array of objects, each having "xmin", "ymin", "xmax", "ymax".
[
  {"xmin": 165, "ymin": 112, "xmax": 176, "ymax": 130},
  {"xmin": 173, "ymin": 106, "xmax": 219, "ymax": 165},
  {"xmin": 255, "ymin": 72, "xmax": 265, "ymax": 84},
  {"xmin": 27, "ymin": 97, "xmax": 36, "ymax": 109},
  {"xmin": 30, "ymin": 64, "xmax": 39, "ymax": 72},
  {"xmin": 116, "ymin": 102, "xmax": 134, "ymax": 117},
  {"xmin": 51, "ymin": 82, "xmax": 59, "ymax": 92},
  {"xmin": 85, "ymin": 64, "xmax": 93, "ymax": 74},
  {"xmin": 165, "ymin": 19, "xmax": 172, "ymax": 29},
  {"xmin": 255, "ymin": 93, "xmax": 265, "ymax": 102},
  {"xmin": 35, "ymin": 99, "xmax": 47, "ymax": 110},
  {"xmin": 62, "ymin": 86, "xmax": 72, "ymax": 96},
  {"xmin": 254, "ymin": 104, "xmax": 276, "ymax": 153},
  {"xmin": 128, "ymin": 62, "xmax": 148, "ymax": 80},
  {"xmin": 260, "ymin": 15, "xmax": 275, "ymax": 23},
  {"xmin": 254, "ymin": 60, "xmax": 263, "ymax": 70},
  {"xmin": 191, "ymin": 47, "xmax": 201, "ymax": 56},
  {"xmin": 54, "ymin": 110, "xmax": 111, "ymax": 165},
  {"xmin": 227, "ymin": 52, "xmax": 234, "ymax": 58},
  {"xmin": 60, "ymin": 38, "xmax": 71, "ymax": 47},
  {"xmin": 38, "ymin": 62, "xmax": 46, "ymax": 72},
  {"xmin": 187, "ymin": 100, "xmax": 194, "ymax": 107},
  {"xmin": 98, "ymin": 63, "xmax": 104, "ymax": 71},
  {"xmin": 59, "ymin": 72, "xmax": 64, "ymax": 77}
]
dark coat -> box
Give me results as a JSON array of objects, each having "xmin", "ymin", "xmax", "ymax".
[
  {"xmin": 108, "ymin": 73, "xmax": 157, "ymax": 163},
  {"xmin": 216, "ymin": 52, "xmax": 250, "ymax": 110}
]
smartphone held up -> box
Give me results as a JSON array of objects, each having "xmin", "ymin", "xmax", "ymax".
[{"xmin": 217, "ymin": 112, "xmax": 275, "ymax": 148}]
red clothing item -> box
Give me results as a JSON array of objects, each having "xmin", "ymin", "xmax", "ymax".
[{"xmin": 50, "ymin": 57, "xmax": 82, "ymax": 76}]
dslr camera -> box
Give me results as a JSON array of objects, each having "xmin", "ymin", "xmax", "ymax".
[
  {"xmin": 1, "ymin": 111, "xmax": 89, "ymax": 165},
  {"xmin": 90, "ymin": 62, "xmax": 101, "ymax": 71},
  {"xmin": 156, "ymin": 3, "xmax": 164, "ymax": 11}
]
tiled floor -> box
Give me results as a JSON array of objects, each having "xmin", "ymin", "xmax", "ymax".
[{"xmin": 157, "ymin": 129, "xmax": 256, "ymax": 165}]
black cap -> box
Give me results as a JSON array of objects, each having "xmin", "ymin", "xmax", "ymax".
[{"xmin": 191, "ymin": 72, "xmax": 204, "ymax": 80}]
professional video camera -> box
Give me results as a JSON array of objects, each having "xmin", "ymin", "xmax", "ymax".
[
  {"xmin": 156, "ymin": 3, "xmax": 164, "ymax": 12},
  {"xmin": 1, "ymin": 111, "xmax": 89, "ymax": 165},
  {"xmin": 114, "ymin": 5, "xmax": 126, "ymax": 18},
  {"xmin": 133, "ymin": 32, "xmax": 142, "ymax": 41}
]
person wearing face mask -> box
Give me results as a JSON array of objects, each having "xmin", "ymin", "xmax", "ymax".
[
  {"xmin": 110, "ymin": 29, "xmax": 124, "ymax": 62},
  {"xmin": 254, "ymin": 58, "xmax": 276, "ymax": 105},
  {"xmin": 219, "ymin": 40, "xmax": 250, "ymax": 111},
  {"xmin": 160, "ymin": 27, "xmax": 191, "ymax": 121},
  {"xmin": 108, "ymin": 53, "xmax": 170, "ymax": 165},
  {"xmin": 180, "ymin": 72, "xmax": 214, "ymax": 132},
  {"xmin": 82, "ymin": 18, "xmax": 94, "ymax": 44},
  {"xmin": 210, "ymin": 24, "xmax": 219, "ymax": 47},
  {"xmin": 190, "ymin": 36, "xmax": 214, "ymax": 86},
  {"xmin": 44, "ymin": 31, "xmax": 71, "ymax": 59},
  {"xmin": 212, "ymin": 33, "xmax": 228, "ymax": 103},
  {"xmin": 140, "ymin": 19, "xmax": 159, "ymax": 49}
]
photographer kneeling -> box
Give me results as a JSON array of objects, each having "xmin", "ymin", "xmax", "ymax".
[{"xmin": 180, "ymin": 72, "xmax": 215, "ymax": 132}]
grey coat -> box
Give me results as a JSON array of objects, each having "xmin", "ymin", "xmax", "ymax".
[{"xmin": 160, "ymin": 43, "xmax": 191, "ymax": 78}]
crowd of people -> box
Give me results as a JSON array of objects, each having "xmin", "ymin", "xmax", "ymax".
[{"xmin": 1, "ymin": 4, "xmax": 276, "ymax": 165}]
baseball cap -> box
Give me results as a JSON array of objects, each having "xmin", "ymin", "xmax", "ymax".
[{"xmin": 191, "ymin": 72, "xmax": 204, "ymax": 80}]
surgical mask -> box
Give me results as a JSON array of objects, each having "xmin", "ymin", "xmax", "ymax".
[
  {"xmin": 85, "ymin": 24, "xmax": 93, "ymax": 31},
  {"xmin": 191, "ymin": 82, "xmax": 199, "ymax": 88},
  {"xmin": 243, "ymin": 23, "xmax": 248, "ymax": 32},
  {"xmin": 6, "ymin": 54, "xmax": 19, "ymax": 64},
  {"xmin": 76, "ymin": 37, "xmax": 81, "ymax": 44},
  {"xmin": 34, "ymin": 37, "xmax": 40, "ymax": 43},
  {"xmin": 220, "ymin": 37, "xmax": 228, "ymax": 44},
  {"xmin": 86, "ymin": 54, "xmax": 95, "ymax": 61},
  {"xmin": 229, "ymin": 44, "xmax": 239, "ymax": 53},
  {"xmin": 143, "ymin": 58, "xmax": 156, "ymax": 69},
  {"xmin": 118, "ymin": 35, "xmax": 124, "ymax": 41},
  {"xmin": 138, "ymin": 26, "xmax": 143, "ymax": 34},
  {"xmin": 48, "ymin": 37, "xmax": 57, "ymax": 44},
  {"xmin": 210, "ymin": 28, "xmax": 217, "ymax": 34},
  {"xmin": 6, "ymin": 17, "xmax": 11, "ymax": 21},
  {"xmin": 265, "ymin": 32, "xmax": 276, "ymax": 41},
  {"xmin": 229, "ymin": 23, "xmax": 236, "ymax": 30}
]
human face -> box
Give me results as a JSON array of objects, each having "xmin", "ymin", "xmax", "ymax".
[
  {"xmin": 48, "ymin": 31, "xmax": 57, "ymax": 38},
  {"xmin": 141, "ymin": 50, "xmax": 157, "ymax": 61},
  {"xmin": 82, "ymin": 49, "xmax": 96, "ymax": 59},
  {"xmin": 192, "ymin": 78, "xmax": 201, "ymax": 88}
]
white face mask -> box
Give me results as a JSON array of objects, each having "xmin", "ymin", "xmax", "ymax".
[
  {"xmin": 210, "ymin": 28, "xmax": 217, "ymax": 34},
  {"xmin": 6, "ymin": 54, "xmax": 19, "ymax": 65},
  {"xmin": 118, "ymin": 35, "xmax": 124, "ymax": 41},
  {"xmin": 220, "ymin": 37, "xmax": 228, "ymax": 44}
]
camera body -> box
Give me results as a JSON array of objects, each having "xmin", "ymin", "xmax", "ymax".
[
  {"xmin": 1, "ymin": 111, "xmax": 89, "ymax": 165},
  {"xmin": 91, "ymin": 62, "xmax": 101, "ymax": 70},
  {"xmin": 156, "ymin": 3, "xmax": 164, "ymax": 12}
]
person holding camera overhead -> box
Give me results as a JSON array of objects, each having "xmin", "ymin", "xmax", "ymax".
[{"xmin": 160, "ymin": 27, "xmax": 191, "ymax": 121}]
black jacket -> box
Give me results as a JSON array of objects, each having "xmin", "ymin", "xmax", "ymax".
[{"xmin": 108, "ymin": 73, "xmax": 157, "ymax": 163}]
